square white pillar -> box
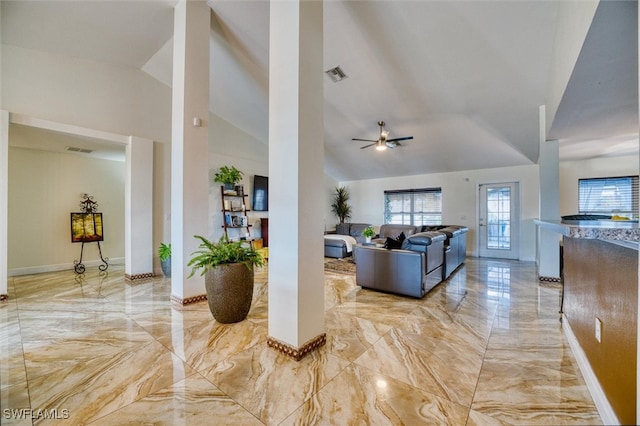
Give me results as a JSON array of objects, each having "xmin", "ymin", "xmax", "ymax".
[
  {"xmin": 125, "ymin": 136, "xmax": 154, "ymax": 280},
  {"xmin": 268, "ymin": 0, "xmax": 325, "ymax": 356},
  {"xmin": 538, "ymin": 105, "xmax": 560, "ymax": 279},
  {"xmin": 170, "ymin": 0, "xmax": 210, "ymax": 302}
]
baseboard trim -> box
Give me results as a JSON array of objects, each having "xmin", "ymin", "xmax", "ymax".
[
  {"xmin": 267, "ymin": 333, "xmax": 326, "ymax": 361},
  {"xmin": 124, "ymin": 272, "xmax": 155, "ymax": 282},
  {"xmin": 562, "ymin": 314, "xmax": 619, "ymax": 425},
  {"xmin": 538, "ymin": 275, "xmax": 561, "ymax": 283},
  {"xmin": 8, "ymin": 258, "xmax": 125, "ymax": 276},
  {"xmin": 170, "ymin": 293, "xmax": 207, "ymax": 305}
]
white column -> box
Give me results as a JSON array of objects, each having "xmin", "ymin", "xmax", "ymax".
[
  {"xmin": 537, "ymin": 105, "xmax": 560, "ymax": 278},
  {"xmin": 170, "ymin": 0, "xmax": 210, "ymax": 302},
  {"xmin": 0, "ymin": 110, "xmax": 8, "ymax": 299},
  {"xmin": 125, "ymin": 136, "xmax": 154, "ymax": 279},
  {"xmin": 268, "ymin": 0, "xmax": 325, "ymax": 353}
]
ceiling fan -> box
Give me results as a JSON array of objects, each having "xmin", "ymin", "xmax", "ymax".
[{"xmin": 353, "ymin": 120, "xmax": 414, "ymax": 151}]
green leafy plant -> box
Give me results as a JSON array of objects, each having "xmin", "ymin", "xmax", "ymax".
[
  {"xmin": 362, "ymin": 226, "xmax": 376, "ymax": 238},
  {"xmin": 331, "ymin": 186, "xmax": 352, "ymax": 223},
  {"xmin": 158, "ymin": 243, "xmax": 171, "ymax": 262},
  {"xmin": 188, "ymin": 235, "xmax": 264, "ymax": 277},
  {"xmin": 213, "ymin": 166, "xmax": 243, "ymax": 185}
]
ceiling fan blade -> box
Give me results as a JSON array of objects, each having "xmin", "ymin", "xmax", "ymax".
[
  {"xmin": 386, "ymin": 136, "xmax": 414, "ymax": 142},
  {"xmin": 352, "ymin": 138, "xmax": 377, "ymax": 142},
  {"xmin": 386, "ymin": 141, "xmax": 400, "ymax": 149},
  {"xmin": 360, "ymin": 143, "xmax": 377, "ymax": 149}
]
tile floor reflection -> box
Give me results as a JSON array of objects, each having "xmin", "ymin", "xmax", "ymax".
[{"xmin": 0, "ymin": 258, "xmax": 601, "ymax": 425}]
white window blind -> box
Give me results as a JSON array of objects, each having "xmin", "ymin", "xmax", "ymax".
[
  {"xmin": 384, "ymin": 188, "xmax": 442, "ymax": 225},
  {"xmin": 578, "ymin": 176, "xmax": 639, "ymax": 218}
]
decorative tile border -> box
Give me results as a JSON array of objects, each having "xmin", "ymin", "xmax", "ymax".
[
  {"xmin": 124, "ymin": 272, "xmax": 155, "ymax": 282},
  {"xmin": 170, "ymin": 293, "xmax": 207, "ymax": 305},
  {"xmin": 0, "ymin": 294, "xmax": 8, "ymax": 302},
  {"xmin": 538, "ymin": 275, "xmax": 561, "ymax": 283},
  {"xmin": 267, "ymin": 333, "xmax": 326, "ymax": 361}
]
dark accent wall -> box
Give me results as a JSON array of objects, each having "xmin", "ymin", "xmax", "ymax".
[{"xmin": 563, "ymin": 237, "xmax": 637, "ymax": 424}]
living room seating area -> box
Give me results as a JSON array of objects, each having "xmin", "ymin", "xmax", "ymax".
[
  {"xmin": 324, "ymin": 222, "xmax": 371, "ymax": 258},
  {"xmin": 325, "ymin": 222, "xmax": 469, "ymax": 298}
]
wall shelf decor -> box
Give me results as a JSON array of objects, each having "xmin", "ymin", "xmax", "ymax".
[{"xmin": 220, "ymin": 186, "xmax": 252, "ymax": 241}]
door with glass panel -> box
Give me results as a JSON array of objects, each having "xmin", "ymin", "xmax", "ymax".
[{"xmin": 479, "ymin": 182, "xmax": 519, "ymax": 259}]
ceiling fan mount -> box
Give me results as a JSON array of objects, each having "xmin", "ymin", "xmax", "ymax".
[{"xmin": 353, "ymin": 120, "xmax": 413, "ymax": 151}]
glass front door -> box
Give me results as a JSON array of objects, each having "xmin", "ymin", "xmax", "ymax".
[{"xmin": 479, "ymin": 182, "xmax": 519, "ymax": 259}]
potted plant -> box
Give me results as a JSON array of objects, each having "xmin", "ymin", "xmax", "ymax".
[
  {"xmin": 158, "ymin": 243, "xmax": 171, "ymax": 278},
  {"xmin": 362, "ymin": 226, "xmax": 376, "ymax": 244},
  {"xmin": 213, "ymin": 165, "xmax": 243, "ymax": 191},
  {"xmin": 188, "ymin": 235, "xmax": 264, "ymax": 323},
  {"xmin": 331, "ymin": 186, "xmax": 352, "ymax": 224}
]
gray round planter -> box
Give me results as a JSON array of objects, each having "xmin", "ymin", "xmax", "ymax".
[
  {"xmin": 160, "ymin": 258, "xmax": 171, "ymax": 278},
  {"xmin": 205, "ymin": 263, "xmax": 254, "ymax": 323}
]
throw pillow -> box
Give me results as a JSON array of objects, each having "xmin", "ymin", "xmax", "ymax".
[
  {"xmin": 384, "ymin": 232, "xmax": 406, "ymax": 249},
  {"xmin": 384, "ymin": 237, "xmax": 399, "ymax": 249},
  {"xmin": 397, "ymin": 232, "xmax": 406, "ymax": 244}
]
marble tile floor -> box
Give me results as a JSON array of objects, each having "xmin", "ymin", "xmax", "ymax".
[{"xmin": 0, "ymin": 258, "xmax": 601, "ymax": 425}]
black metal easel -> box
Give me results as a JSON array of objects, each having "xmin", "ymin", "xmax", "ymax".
[{"xmin": 73, "ymin": 195, "xmax": 109, "ymax": 274}]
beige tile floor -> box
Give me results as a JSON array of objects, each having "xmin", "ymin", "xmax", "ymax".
[{"xmin": 0, "ymin": 258, "xmax": 601, "ymax": 425}]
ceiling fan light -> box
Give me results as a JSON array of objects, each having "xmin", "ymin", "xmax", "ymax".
[{"xmin": 375, "ymin": 144, "xmax": 387, "ymax": 151}]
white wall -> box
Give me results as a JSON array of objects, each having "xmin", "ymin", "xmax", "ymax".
[
  {"xmin": 206, "ymin": 113, "xmax": 341, "ymax": 243},
  {"xmin": 559, "ymin": 155, "xmax": 639, "ymax": 216},
  {"xmin": 208, "ymin": 113, "xmax": 268, "ymax": 242},
  {"xmin": 2, "ymin": 45, "xmax": 172, "ymax": 144},
  {"xmin": 4, "ymin": 43, "xmax": 173, "ymax": 274},
  {"xmin": 342, "ymin": 164, "xmax": 540, "ymax": 261},
  {"xmin": 8, "ymin": 146, "xmax": 125, "ymax": 274}
]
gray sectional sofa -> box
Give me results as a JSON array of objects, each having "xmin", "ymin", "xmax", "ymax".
[
  {"xmin": 325, "ymin": 221, "xmax": 469, "ymax": 297},
  {"xmin": 355, "ymin": 231, "xmax": 446, "ymax": 298},
  {"xmin": 324, "ymin": 222, "xmax": 371, "ymax": 258},
  {"xmin": 423, "ymin": 225, "xmax": 468, "ymax": 279},
  {"xmin": 371, "ymin": 224, "xmax": 419, "ymax": 245}
]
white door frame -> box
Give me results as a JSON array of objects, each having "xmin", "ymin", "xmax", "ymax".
[{"xmin": 477, "ymin": 181, "xmax": 520, "ymax": 260}]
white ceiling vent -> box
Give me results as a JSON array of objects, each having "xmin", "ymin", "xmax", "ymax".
[
  {"xmin": 325, "ymin": 66, "xmax": 348, "ymax": 83},
  {"xmin": 66, "ymin": 146, "xmax": 94, "ymax": 154}
]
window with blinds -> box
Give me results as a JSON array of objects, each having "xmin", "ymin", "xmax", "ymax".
[
  {"xmin": 578, "ymin": 176, "xmax": 639, "ymax": 218},
  {"xmin": 384, "ymin": 188, "xmax": 442, "ymax": 225}
]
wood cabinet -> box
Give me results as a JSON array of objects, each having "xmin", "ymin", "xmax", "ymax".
[
  {"xmin": 220, "ymin": 186, "xmax": 251, "ymax": 239},
  {"xmin": 261, "ymin": 218, "xmax": 269, "ymax": 247}
]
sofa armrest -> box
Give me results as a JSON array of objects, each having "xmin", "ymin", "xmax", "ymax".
[{"xmin": 402, "ymin": 231, "xmax": 446, "ymax": 250}]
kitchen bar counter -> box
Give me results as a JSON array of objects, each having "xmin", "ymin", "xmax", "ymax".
[
  {"xmin": 535, "ymin": 219, "xmax": 638, "ymax": 424},
  {"xmin": 534, "ymin": 219, "xmax": 640, "ymax": 243}
]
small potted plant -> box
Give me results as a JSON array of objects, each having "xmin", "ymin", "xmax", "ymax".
[
  {"xmin": 188, "ymin": 235, "xmax": 264, "ymax": 323},
  {"xmin": 362, "ymin": 226, "xmax": 376, "ymax": 244},
  {"xmin": 213, "ymin": 165, "xmax": 243, "ymax": 191},
  {"xmin": 158, "ymin": 243, "xmax": 171, "ymax": 278}
]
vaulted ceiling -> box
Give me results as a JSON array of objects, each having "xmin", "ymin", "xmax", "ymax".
[{"xmin": 2, "ymin": 0, "xmax": 637, "ymax": 181}]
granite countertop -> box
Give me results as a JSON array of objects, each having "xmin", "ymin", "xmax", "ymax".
[{"xmin": 535, "ymin": 219, "xmax": 640, "ymax": 248}]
